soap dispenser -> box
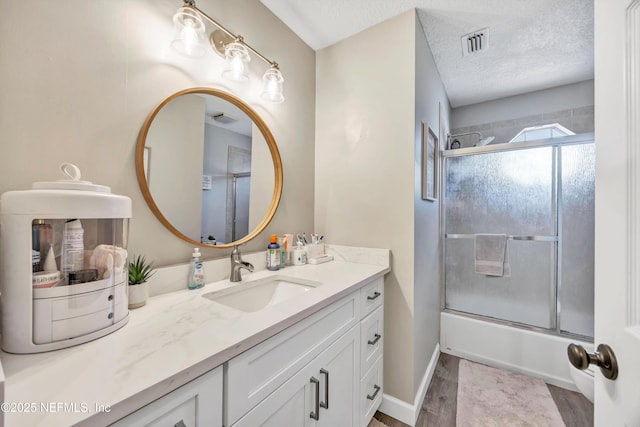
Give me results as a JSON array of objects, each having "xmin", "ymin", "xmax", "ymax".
[{"xmin": 188, "ymin": 248, "xmax": 205, "ymax": 290}]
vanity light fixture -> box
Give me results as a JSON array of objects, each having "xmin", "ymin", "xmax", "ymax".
[{"xmin": 171, "ymin": 0, "xmax": 285, "ymax": 103}]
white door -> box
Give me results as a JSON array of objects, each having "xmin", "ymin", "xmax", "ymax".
[{"xmin": 594, "ymin": 0, "xmax": 640, "ymax": 424}]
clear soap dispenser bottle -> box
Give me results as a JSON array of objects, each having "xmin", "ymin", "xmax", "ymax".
[{"xmin": 188, "ymin": 248, "xmax": 205, "ymax": 290}]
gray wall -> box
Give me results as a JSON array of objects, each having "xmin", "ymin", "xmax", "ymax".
[
  {"xmin": 202, "ymin": 124, "xmax": 252, "ymax": 244},
  {"xmin": 0, "ymin": 0, "xmax": 316, "ymax": 266},
  {"xmin": 148, "ymin": 94, "xmax": 205, "ymax": 242},
  {"xmin": 451, "ymin": 80, "xmax": 594, "ymax": 146},
  {"xmin": 413, "ymin": 14, "xmax": 450, "ymax": 397}
]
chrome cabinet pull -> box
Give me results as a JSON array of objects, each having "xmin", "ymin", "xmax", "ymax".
[
  {"xmin": 320, "ymin": 369, "xmax": 329, "ymax": 409},
  {"xmin": 310, "ymin": 376, "xmax": 320, "ymax": 420},
  {"xmin": 174, "ymin": 420, "xmax": 187, "ymax": 427},
  {"xmin": 367, "ymin": 384, "xmax": 381, "ymax": 400},
  {"xmin": 368, "ymin": 333, "xmax": 382, "ymax": 345},
  {"xmin": 367, "ymin": 291, "xmax": 381, "ymax": 301}
]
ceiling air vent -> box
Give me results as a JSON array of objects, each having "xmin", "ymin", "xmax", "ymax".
[{"xmin": 461, "ymin": 28, "xmax": 489, "ymax": 56}]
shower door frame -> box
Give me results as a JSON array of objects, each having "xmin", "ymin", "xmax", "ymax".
[{"xmin": 439, "ymin": 132, "xmax": 595, "ymax": 342}]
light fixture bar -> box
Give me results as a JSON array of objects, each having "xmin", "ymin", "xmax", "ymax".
[{"xmin": 183, "ymin": 0, "xmax": 278, "ymax": 68}]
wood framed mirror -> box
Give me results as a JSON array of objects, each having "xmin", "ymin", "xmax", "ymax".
[{"xmin": 136, "ymin": 87, "xmax": 283, "ymax": 248}]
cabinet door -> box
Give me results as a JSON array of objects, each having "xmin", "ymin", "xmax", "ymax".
[
  {"xmin": 110, "ymin": 366, "xmax": 222, "ymax": 427},
  {"xmin": 315, "ymin": 325, "xmax": 359, "ymax": 427},
  {"xmin": 232, "ymin": 326, "xmax": 359, "ymax": 427},
  {"xmin": 231, "ymin": 376, "xmax": 313, "ymax": 427}
]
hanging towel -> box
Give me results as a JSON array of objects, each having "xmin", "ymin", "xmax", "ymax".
[
  {"xmin": 502, "ymin": 242, "xmax": 511, "ymax": 277},
  {"xmin": 475, "ymin": 234, "xmax": 508, "ymax": 277}
]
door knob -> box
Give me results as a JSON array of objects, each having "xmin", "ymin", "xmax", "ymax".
[{"xmin": 567, "ymin": 343, "xmax": 619, "ymax": 380}]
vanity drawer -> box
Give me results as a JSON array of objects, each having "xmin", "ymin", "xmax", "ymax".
[
  {"xmin": 360, "ymin": 305, "xmax": 383, "ymax": 378},
  {"xmin": 360, "ymin": 356, "xmax": 383, "ymax": 427},
  {"xmin": 226, "ymin": 291, "xmax": 359, "ymax": 425},
  {"xmin": 111, "ymin": 365, "xmax": 222, "ymax": 427},
  {"xmin": 360, "ymin": 277, "xmax": 383, "ymax": 318}
]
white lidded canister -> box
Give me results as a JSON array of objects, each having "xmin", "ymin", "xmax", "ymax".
[{"xmin": 0, "ymin": 163, "xmax": 132, "ymax": 354}]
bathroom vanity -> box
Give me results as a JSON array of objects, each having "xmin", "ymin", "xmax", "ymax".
[{"xmin": 0, "ymin": 246, "xmax": 388, "ymax": 427}]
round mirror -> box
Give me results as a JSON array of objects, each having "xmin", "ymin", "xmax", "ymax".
[{"xmin": 136, "ymin": 87, "xmax": 283, "ymax": 248}]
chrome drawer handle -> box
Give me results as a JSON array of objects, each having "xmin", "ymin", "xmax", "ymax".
[
  {"xmin": 368, "ymin": 333, "xmax": 382, "ymax": 346},
  {"xmin": 175, "ymin": 420, "xmax": 187, "ymax": 427},
  {"xmin": 367, "ymin": 384, "xmax": 381, "ymax": 400},
  {"xmin": 367, "ymin": 291, "xmax": 381, "ymax": 301},
  {"xmin": 320, "ymin": 369, "xmax": 329, "ymax": 409},
  {"xmin": 310, "ymin": 376, "xmax": 320, "ymax": 420}
]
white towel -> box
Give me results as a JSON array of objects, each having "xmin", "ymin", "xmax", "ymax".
[
  {"xmin": 90, "ymin": 244, "xmax": 128, "ymax": 281},
  {"xmin": 475, "ymin": 234, "xmax": 508, "ymax": 277}
]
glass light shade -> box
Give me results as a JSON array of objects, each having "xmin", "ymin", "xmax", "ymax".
[
  {"xmin": 261, "ymin": 67, "xmax": 285, "ymax": 103},
  {"xmin": 222, "ymin": 42, "xmax": 250, "ymax": 82},
  {"xmin": 171, "ymin": 7, "xmax": 206, "ymax": 57}
]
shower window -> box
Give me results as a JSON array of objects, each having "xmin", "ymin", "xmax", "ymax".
[{"xmin": 509, "ymin": 123, "xmax": 575, "ymax": 143}]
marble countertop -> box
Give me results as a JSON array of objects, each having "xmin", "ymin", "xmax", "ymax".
[{"xmin": 0, "ymin": 247, "xmax": 389, "ymax": 427}]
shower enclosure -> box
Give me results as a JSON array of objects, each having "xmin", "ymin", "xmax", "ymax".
[{"xmin": 442, "ymin": 133, "xmax": 594, "ymax": 340}]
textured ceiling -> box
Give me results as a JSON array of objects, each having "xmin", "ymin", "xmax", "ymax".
[{"xmin": 260, "ymin": 0, "xmax": 594, "ymax": 107}]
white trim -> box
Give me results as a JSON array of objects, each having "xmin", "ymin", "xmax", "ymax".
[
  {"xmin": 627, "ymin": 0, "xmax": 640, "ymax": 327},
  {"xmin": 378, "ymin": 344, "xmax": 440, "ymax": 426},
  {"xmin": 379, "ymin": 394, "xmax": 414, "ymax": 426}
]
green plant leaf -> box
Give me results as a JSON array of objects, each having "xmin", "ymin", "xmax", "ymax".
[{"xmin": 128, "ymin": 255, "xmax": 156, "ymax": 285}]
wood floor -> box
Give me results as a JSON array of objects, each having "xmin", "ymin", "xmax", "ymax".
[{"xmin": 372, "ymin": 353, "xmax": 594, "ymax": 427}]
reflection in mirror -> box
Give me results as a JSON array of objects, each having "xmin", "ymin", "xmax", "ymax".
[{"xmin": 136, "ymin": 88, "xmax": 282, "ymax": 249}]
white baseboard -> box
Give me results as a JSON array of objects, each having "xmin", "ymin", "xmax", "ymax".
[
  {"xmin": 379, "ymin": 344, "xmax": 440, "ymax": 426},
  {"xmin": 378, "ymin": 394, "xmax": 414, "ymax": 426}
]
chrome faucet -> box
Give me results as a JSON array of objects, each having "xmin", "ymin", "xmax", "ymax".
[{"xmin": 230, "ymin": 245, "xmax": 254, "ymax": 282}]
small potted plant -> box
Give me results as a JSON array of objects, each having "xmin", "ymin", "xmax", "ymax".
[{"xmin": 128, "ymin": 255, "xmax": 155, "ymax": 309}]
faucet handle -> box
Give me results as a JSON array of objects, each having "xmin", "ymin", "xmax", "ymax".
[{"xmin": 231, "ymin": 245, "xmax": 240, "ymax": 258}]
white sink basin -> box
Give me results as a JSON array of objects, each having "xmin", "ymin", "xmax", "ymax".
[{"xmin": 202, "ymin": 275, "xmax": 320, "ymax": 312}]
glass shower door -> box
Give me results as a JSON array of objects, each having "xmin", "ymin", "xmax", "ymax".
[
  {"xmin": 559, "ymin": 143, "xmax": 595, "ymax": 337},
  {"xmin": 444, "ymin": 146, "xmax": 557, "ymax": 328},
  {"xmin": 443, "ymin": 140, "xmax": 595, "ymax": 337}
]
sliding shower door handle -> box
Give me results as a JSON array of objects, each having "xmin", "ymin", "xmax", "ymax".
[
  {"xmin": 310, "ymin": 376, "xmax": 320, "ymax": 420},
  {"xmin": 568, "ymin": 343, "xmax": 618, "ymax": 380},
  {"xmin": 320, "ymin": 368, "xmax": 329, "ymax": 409}
]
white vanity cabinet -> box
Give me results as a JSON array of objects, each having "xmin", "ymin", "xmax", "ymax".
[
  {"xmin": 226, "ymin": 276, "xmax": 384, "ymax": 427},
  {"xmin": 358, "ymin": 277, "xmax": 384, "ymax": 427},
  {"xmin": 110, "ymin": 365, "xmax": 223, "ymax": 427},
  {"xmin": 231, "ymin": 326, "xmax": 359, "ymax": 427}
]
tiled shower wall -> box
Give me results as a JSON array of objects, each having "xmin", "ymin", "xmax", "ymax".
[{"xmin": 450, "ymin": 105, "xmax": 594, "ymax": 148}]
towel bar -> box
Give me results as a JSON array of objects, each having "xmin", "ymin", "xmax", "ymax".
[{"xmin": 445, "ymin": 234, "xmax": 558, "ymax": 242}]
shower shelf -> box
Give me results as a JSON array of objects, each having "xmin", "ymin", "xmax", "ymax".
[{"xmin": 445, "ymin": 234, "xmax": 558, "ymax": 242}]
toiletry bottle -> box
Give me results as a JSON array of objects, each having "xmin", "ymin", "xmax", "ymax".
[
  {"xmin": 267, "ymin": 234, "xmax": 280, "ymax": 271},
  {"xmin": 61, "ymin": 219, "xmax": 84, "ymax": 284},
  {"xmin": 293, "ymin": 244, "xmax": 307, "ymax": 265},
  {"xmin": 278, "ymin": 236, "xmax": 287, "ymax": 269},
  {"xmin": 31, "ymin": 220, "xmax": 42, "ymax": 272},
  {"xmin": 188, "ymin": 248, "xmax": 205, "ymax": 290}
]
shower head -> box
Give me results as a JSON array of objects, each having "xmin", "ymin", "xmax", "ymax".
[{"xmin": 447, "ymin": 132, "xmax": 495, "ymax": 149}]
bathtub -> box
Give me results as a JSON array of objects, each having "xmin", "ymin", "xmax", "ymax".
[{"xmin": 440, "ymin": 311, "xmax": 593, "ymax": 391}]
